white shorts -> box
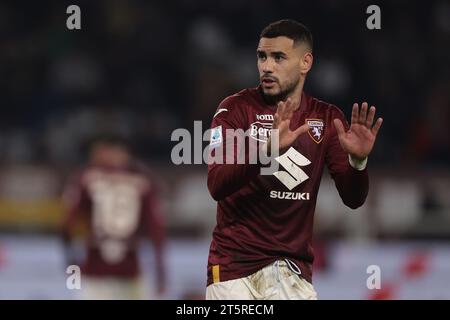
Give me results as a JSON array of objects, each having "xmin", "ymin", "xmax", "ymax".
[
  {"xmin": 80, "ymin": 276, "xmax": 148, "ymax": 300},
  {"xmin": 206, "ymin": 260, "xmax": 318, "ymax": 300}
]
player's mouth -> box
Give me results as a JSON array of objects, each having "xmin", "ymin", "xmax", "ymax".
[{"xmin": 261, "ymin": 77, "xmax": 277, "ymax": 88}]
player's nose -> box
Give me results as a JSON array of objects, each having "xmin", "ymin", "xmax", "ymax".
[{"xmin": 261, "ymin": 58, "xmax": 275, "ymax": 73}]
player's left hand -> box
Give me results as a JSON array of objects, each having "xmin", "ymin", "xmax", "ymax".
[{"xmin": 333, "ymin": 102, "xmax": 383, "ymax": 160}]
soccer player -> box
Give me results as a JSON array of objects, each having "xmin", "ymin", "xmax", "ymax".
[
  {"xmin": 206, "ymin": 19, "xmax": 383, "ymax": 299},
  {"xmin": 62, "ymin": 135, "xmax": 166, "ymax": 299}
]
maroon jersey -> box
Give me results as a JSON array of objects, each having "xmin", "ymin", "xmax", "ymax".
[
  {"xmin": 207, "ymin": 87, "xmax": 369, "ymax": 285},
  {"xmin": 62, "ymin": 163, "xmax": 165, "ymax": 279}
]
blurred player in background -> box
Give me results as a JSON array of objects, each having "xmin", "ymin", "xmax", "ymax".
[
  {"xmin": 61, "ymin": 135, "xmax": 166, "ymax": 300},
  {"xmin": 206, "ymin": 19, "xmax": 383, "ymax": 299}
]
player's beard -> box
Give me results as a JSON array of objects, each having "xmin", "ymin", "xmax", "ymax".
[{"xmin": 261, "ymin": 75, "xmax": 300, "ymax": 105}]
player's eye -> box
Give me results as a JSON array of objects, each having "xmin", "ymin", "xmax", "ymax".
[
  {"xmin": 274, "ymin": 54, "xmax": 285, "ymax": 62},
  {"xmin": 257, "ymin": 52, "xmax": 267, "ymax": 61}
]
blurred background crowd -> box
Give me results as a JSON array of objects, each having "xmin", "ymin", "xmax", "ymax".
[{"xmin": 0, "ymin": 0, "xmax": 449, "ymax": 299}]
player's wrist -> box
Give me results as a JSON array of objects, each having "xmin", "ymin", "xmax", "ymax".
[
  {"xmin": 263, "ymin": 137, "xmax": 288, "ymax": 157},
  {"xmin": 348, "ymin": 154, "xmax": 368, "ymax": 171}
]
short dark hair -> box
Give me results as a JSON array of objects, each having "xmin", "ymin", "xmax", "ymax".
[{"xmin": 260, "ymin": 19, "xmax": 313, "ymax": 51}]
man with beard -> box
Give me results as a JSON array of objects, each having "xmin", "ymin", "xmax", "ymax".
[{"xmin": 205, "ymin": 19, "xmax": 383, "ymax": 299}]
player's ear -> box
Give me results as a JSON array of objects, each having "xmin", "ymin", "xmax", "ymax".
[{"xmin": 300, "ymin": 51, "xmax": 313, "ymax": 75}]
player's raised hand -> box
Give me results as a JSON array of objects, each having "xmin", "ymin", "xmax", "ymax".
[
  {"xmin": 333, "ymin": 102, "xmax": 383, "ymax": 160},
  {"xmin": 268, "ymin": 97, "xmax": 309, "ymax": 153}
]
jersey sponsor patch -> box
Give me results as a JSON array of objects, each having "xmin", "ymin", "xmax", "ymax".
[
  {"xmin": 270, "ymin": 190, "xmax": 310, "ymax": 200},
  {"xmin": 210, "ymin": 125, "xmax": 223, "ymax": 147},
  {"xmin": 273, "ymin": 147, "xmax": 311, "ymax": 190},
  {"xmin": 249, "ymin": 121, "xmax": 272, "ymax": 142},
  {"xmin": 256, "ymin": 114, "xmax": 274, "ymax": 121},
  {"xmin": 306, "ymin": 119, "xmax": 324, "ymax": 144}
]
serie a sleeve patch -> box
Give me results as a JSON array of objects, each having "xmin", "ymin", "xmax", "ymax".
[{"xmin": 209, "ymin": 125, "xmax": 223, "ymax": 147}]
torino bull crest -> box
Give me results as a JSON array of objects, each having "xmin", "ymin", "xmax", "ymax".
[{"xmin": 306, "ymin": 119, "xmax": 324, "ymax": 144}]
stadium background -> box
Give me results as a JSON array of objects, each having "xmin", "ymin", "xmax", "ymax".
[{"xmin": 0, "ymin": 0, "xmax": 449, "ymax": 299}]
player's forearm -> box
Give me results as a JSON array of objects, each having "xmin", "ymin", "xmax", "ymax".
[
  {"xmin": 207, "ymin": 163, "xmax": 260, "ymax": 201},
  {"xmin": 333, "ymin": 166, "xmax": 369, "ymax": 209}
]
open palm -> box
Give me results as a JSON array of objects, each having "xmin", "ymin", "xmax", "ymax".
[
  {"xmin": 333, "ymin": 102, "xmax": 383, "ymax": 160},
  {"xmin": 269, "ymin": 98, "xmax": 309, "ymax": 152}
]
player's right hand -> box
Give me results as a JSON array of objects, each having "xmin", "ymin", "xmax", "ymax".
[{"xmin": 268, "ymin": 97, "xmax": 309, "ymax": 153}]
